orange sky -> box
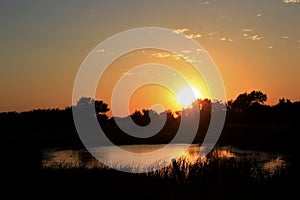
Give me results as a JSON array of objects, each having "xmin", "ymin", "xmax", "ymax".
[
  {"xmin": 95, "ymin": 49, "xmax": 211, "ymax": 116},
  {"xmin": 0, "ymin": 0, "xmax": 300, "ymax": 114}
]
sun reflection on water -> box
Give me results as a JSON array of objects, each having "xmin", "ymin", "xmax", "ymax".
[{"xmin": 43, "ymin": 144, "xmax": 287, "ymax": 176}]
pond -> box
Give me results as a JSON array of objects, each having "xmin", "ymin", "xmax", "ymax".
[{"xmin": 42, "ymin": 144, "xmax": 288, "ymax": 175}]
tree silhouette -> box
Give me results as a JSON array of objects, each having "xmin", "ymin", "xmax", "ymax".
[
  {"xmin": 75, "ymin": 97, "xmax": 109, "ymax": 114},
  {"xmin": 95, "ymin": 100, "xmax": 109, "ymax": 115},
  {"xmin": 231, "ymin": 90, "xmax": 267, "ymax": 111},
  {"xmin": 74, "ymin": 97, "xmax": 110, "ymax": 124},
  {"xmin": 248, "ymin": 90, "xmax": 267, "ymax": 104}
]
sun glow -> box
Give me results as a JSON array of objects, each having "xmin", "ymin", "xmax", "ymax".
[
  {"xmin": 176, "ymin": 86, "xmax": 201, "ymax": 108},
  {"xmin": 97, "ymin": 49, "xmax": 211, "ymax": 117}
]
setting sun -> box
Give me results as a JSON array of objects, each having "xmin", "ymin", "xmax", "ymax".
[{"xmin": 176, "ymin": 86, "xmax": 201, "ymax": 108}]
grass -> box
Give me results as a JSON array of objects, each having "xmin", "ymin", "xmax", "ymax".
[{"xmin": 1, "ymin": 150, "xmax": 297, "ymax": 199}]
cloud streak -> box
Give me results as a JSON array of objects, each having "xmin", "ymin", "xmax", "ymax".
[
  {"xmin": 186, "ymin": 34, "xmax": 202, "ymax": 39},
  {"xmin": 248, "ymin": 35, "xmax": 263, "ymax": 41},
  {"xmin": 152, "ymin": 52, "xmax": 171, "ymax": 58},
  {"xmin": 242, "ymin": 29, "xmax": 263, "ymax": 41},
  {"xmin": 174, "ymin": 28, "xmax": 189, "ymax": 33},
  {"xmin": 283, "ymin": 0, "xmax": 300, "ymax": 3},
  {"xmin": 243, "ymin": 28, "xmax": 252, "ymax": 32},
  {"xmin": 174, "ymin": 28, "xmax": 202, "ymax": 40}
]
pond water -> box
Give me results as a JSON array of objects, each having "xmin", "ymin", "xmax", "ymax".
[{"xmin": 42, "ymin": 144, "xmax": 287, "ymax": 174}]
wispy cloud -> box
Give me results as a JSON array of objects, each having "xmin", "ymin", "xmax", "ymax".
[
  {"xmin": 268, "ymin": 45, "xmax": 273, "ymax": 49},
  {"xmin": 174, "ymin": 28, "xmax": 202, "ymax": 39},
  {"xmin": 206, "ymin": 32, "xmax": 233, "ymax": 43},
  {"xmin": 181, "ymin": 50, "xmax": 191, "ymax": 54},
  {"xmin": 243, "ymin": 28, "xmax": 252, "ymax": 32},
  {"xmin": 242, "ymin": 33, "xmax": 263, "ymax": 41},
  {"xmin": 152, "ymin": 52, "xmax": 185, "ymax": 61},
  {"xmin": 242, "ymin": 29, "xmax": 263, "ymax": 41},
  {"xmin": 96, "ymin": 49, "xmax": 105, "ymax": 53},
  {"xmin": 152, "ymin": 49, "xmax": 201, "ymax": 61},
  {"xmin": 175, "ymin": 28, "xmax": 231, "ymax": 43},
  {"xmin": 282, "ymin": 35, "xmax": 289, "ymax": 39},
  {"xmin": 257, "ymin": 13, "xmax": 262, "ymax": 17},
  {"xmin": 152, "ymin": 52, "xmax": 171, "ymax": 58},
  {"xmin": 172, "ymin": 55, "xmax": 181, "ymax": 60},
  {"xmin": 120, "ymin": 70, "xmax": 134, "ymax": 76},
  {"xmin": 208, "ymin": 32, "xmax": 217, "ymax": 40},
  {"xmin": 248, "ymin": 35, "xmax": 263, "ymax": 41},
  {"xmin": 174, "ymin": 28, "xmax": 189, "ymax": 33},
  {"xmin": 186, "ymin": 34, "xmax": 202, "ymax": 39},
  {"xmin": 283, "ymin": 0, "xmax": 300, "ymax": 3}
]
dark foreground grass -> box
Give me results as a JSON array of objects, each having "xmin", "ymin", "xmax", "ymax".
[{"xmin": 1, "ymin": 153, "xmax": 298, "ymax": 200}]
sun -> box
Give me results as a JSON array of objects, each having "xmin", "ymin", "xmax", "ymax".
[{"xmin": 176, "ymin": 86, "xmax": 201, "ymax": 108}]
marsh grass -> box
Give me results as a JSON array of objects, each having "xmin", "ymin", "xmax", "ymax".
[
  {"xmin": 42, "ymin": 149, "xmax": 289, "ymax": 182},
  {"xmin": 4, "ymin": 150, "xmax": 288, "ymax": 200}
]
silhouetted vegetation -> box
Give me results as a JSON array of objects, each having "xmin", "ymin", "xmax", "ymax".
[
  {"xmin": 0, "ymin": 90, "xmax": 299, "ymax": 156},
  {"xmin": 1, "ymin": 148, "xmax": 297, "ymax": 199},
  {"xmin": 0, "ymin": 90, "xmax": 299, "ymax": 198}
]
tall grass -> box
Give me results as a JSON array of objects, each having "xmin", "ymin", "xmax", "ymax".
[
  {"xmin": 42, "ymin": 149, "xmax": 288, "ymax": 182},
  {"xmin": 33, "ymin": 152, "xmax": 296, "ymax": 199}
]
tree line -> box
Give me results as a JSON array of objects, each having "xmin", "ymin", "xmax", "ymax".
[{"xmin": 0, "ymin": 90, "xmax": 299, "ymax": 150}]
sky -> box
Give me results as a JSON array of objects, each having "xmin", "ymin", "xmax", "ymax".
[{"xmin": 0, "ymin": 0, "xmax": 300, "ymax": 115}]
